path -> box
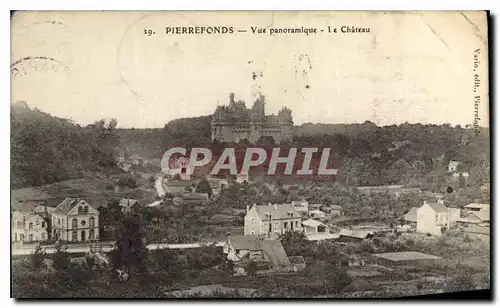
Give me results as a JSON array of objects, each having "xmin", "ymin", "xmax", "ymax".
[{"xmin": 11, "ymin": 241, "xmax": 226, "ymax": 256}]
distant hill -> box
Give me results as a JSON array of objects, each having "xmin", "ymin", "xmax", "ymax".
[
  {"xmin": 116, "ymin": 115, "xmax": 212, "ymax": 159},
  {"xmin": 12, "ymin": 102, "xmax": 489, "ymax": 191},
  {"xmin": 11, "ymin": 102, "xmax": 120, "ymax": 188}
]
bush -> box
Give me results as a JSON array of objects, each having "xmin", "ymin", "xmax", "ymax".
[{"xmin": 118, "ymin": 176, "xmax": 137, "ymax": 188}]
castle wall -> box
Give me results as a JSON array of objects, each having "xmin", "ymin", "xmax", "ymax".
[{"xmin": 211, "ymin": 93, "xmax": 293, "ymax": 144}]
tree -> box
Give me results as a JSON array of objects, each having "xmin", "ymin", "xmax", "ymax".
[
  {"xmin": 31, "ymin": 245, "xmax": 46, "ymax": 271},
  {"xmin": 279, "ymin": 231, "xmax": 310, "ymax": 256},
  {"xmin": 52, "ymin": 243, "xmax": 71, "ymax": 272},
  {"xmin": 245, "ymin": 259, "xmax": 258, "ymax": 276},
  {"xmin": 195, "ymin": 178, "xmax": 213, "ymax": 197},
  {"xmin": 111, "ymin": 215, "xmax": 149, "ymax": 277}
]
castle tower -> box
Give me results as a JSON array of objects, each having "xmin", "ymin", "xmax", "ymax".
[{"xmin": 250, "ymin": 94, "xmax": 265, "ymax": 143}]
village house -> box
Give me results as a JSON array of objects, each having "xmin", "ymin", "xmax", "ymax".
[
  {"xmin": 309, "ymin": 209, "xmax": 326, "ymax": 219},
  {"xmin": 11, "ymin": 211, "xmax": 49, "ymax": 244},
  {"xmin": 119, "ymin": 198, "xmax": 143, "ymax": 214},
  {"xmin": 291, "ymin": 200, "xmax": 309, "ymax": 215},
  {"xmin": 163, "ymin": 179, "xmax": 197, "ymax": 196},
  {"xmin": 416, "ymin": 201, "xmax": 452, "ymax": 236},
  {"xmin": 457, "ymin": 209, "xmax": 490, "ymax": 227},
  {"xmin": 51, "ymin": 198, "xmax": 99, "ymax": 242},
  {"xmin": 301, "ymin": 218, "xmax": 327, "ymax": 235},
  {"xmin": 403, "ymin": 207, "xmax": 418, "ymax": 224},
  {"xmin": 322, "ymin": 204, "xmax": 343, "ymax": 216},
  {"xmin": 448, "ymin": 160, "xmax": 460, "ymax": 173},
  {"xmin": 355, "ymin": 185, "xmax": 420, "ymax": 198},
  {"xmin": 235, "ymin": 173, "xmax": 250, "ymax": 184},
  {"xmin": 244, "ymin": 203, "xmax": 301, "ymax": 238},
  {"xmin": 223, "ymin": 234, "xmax": 293, "ymax": 275},
  {"xmin": 463, "ymin": 203, "xmax": 490, "ymax": 213},
  {"xmin": 338, "ymin": 229, "xmax": 374, "ymax": 242},
  {"xmin": 173, "ymin": 192, "xmax": 210, "ymax": 206}
]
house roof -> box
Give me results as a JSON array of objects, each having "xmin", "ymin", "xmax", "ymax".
[
  {"xmin": 260, "ymin": 239, "xmax": 291, "ymax": 268},
  {"xmin": 252, "ymin": 203, "xmax": 299, "ymax": 220},
  {"xmin": 181, "ymin": 193, "xmax": 209, "ymax": 200},
  {"xmin": 339, "ymin": 229, "xmax": 374, "ymax": 239},
  {"xmin": 53, "ymin": 198, "xmax": 90, "ymax": 215},
  {"xmin": 33, "ymin": 205, "xmax": 56, "ymax": 213},
  {"xmin": 119, "ymin": 198, "xmax": 139, "ymax": 208},
  {"xmin": 464, "ymin": 210, "xmax": 490, "ymax": 222},
  {"xmin": 309, "ymin": 209, "xmax": 325, "ymax": 215},
  {"xmin": 426, "ymin": 202, "xmax": 448, "ymax": 213},
  {"xmin": 328, "ymin": 205, "xmax": 343, "ymax": 210},
  {"xmin": 464, "ymin": 203, "xmax": 489, "ymax": 210},
  {"xmin": 302, "ymin": 218, "xmax": 324, "ymax": 228},
  {"xmin": 308, "ymin": 204, "xmax": 322, "ymax": 209},
  {"xmin": 24, "ymin": 213, "xmax": 44, "ymax": 223},
  {"xmin": 229, "ymin": 235, "xmax": 261, "ymax": 251},
  {"xmin": 404, "ymin": 207, "xmax": 419, "ymax": 222}
]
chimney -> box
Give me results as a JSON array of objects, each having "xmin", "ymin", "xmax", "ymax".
[
  {"xmin": 423, "ymin": 200, "xmax": 428, "ymax": 205},
  {"xmin": 246, "ymin": 204, "xmax": 250, "ymax": 212},
  {"xmin": 227, "ymin": 232, "xmax": 231, "ymax": 245},
  {"xmin": 438, "ymin": 199, "xmax": 444, "ymax": 205},
  {"xmin": 273, "ymin": 204, "xmax": 278, "ymax": 211}
]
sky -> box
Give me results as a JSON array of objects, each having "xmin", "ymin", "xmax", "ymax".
[{"xmin": 11, "ymin": 11, "xmax": 489, "ymax": 128}]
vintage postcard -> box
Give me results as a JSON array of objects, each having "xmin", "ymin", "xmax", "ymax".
[{"xmin": 11, "ymin": 11, "xmax": 490, "ymax": 299}]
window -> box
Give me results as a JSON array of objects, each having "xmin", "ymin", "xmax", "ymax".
[
  {"xmin": 89, "ymin": 217, "xmax": 95, "ymax": 227},
  {"xmin": 14, "ymin": 233, "xmax": 17, "ymax": 242},
  {"xmin": 58, "ymin": 218, "xmax": 61, "ymax": 225},
  {"xmin": 236, "ymin": 249, "xmax": 240, "ymax": 254},
  {"xmin": 29, "ymin": 234, "xmax": 33, "ymax": 242},
  {"xmin": 20, "ymin": 234, "xmax": 25, "ymax": 242},
  {"xmin": 295, "ymin": 221, "xmax": 299, "ymax": 228},
  {"xmin": 72, "ymin": 219, "xmax": 78, "ymax": 229},
  {"xmin": 17, "ymin": 221, "xmax": 22, "ymax": 228},
  {"xmin": 28, "ymin": 223, "xmax": 33, "ymax": 229},
  {"xmin": 41, "ymin": 222, "xmax": 45, "ymax": 228},
  {"xmin": 78, "ymin": 206, "xmax": 83, "ymax": 214},
  {"xmin": 42, "ymin": 233, "xmax": 46, "ymax": 240},
  {"xmin": 72, "ymin": 231, "xmax": 77, "ymax": 242},
  {"xmin": 284, "ymin": 222, "xmax": 288, "ymax": 229},
  {"xmin": 84, "ymin": 206, "xmax": 89, "ymax": 214},
  {"xmin": 287, "ymin": 212, "xmax": 293, "ymax": 217},
  {"xmin": 89, "ymin": 229, "xmax": 94, "ymax": 240},
  {"xmin": 81, "ymin": 220, "xmax": 86, "ymax": 227}
]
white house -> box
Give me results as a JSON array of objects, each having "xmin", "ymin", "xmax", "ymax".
[
  {"xmin": 448, "ymin": 160, "xmax": 460, "ymax": 173},
  {"xmin": 464, "ymin": 203, "xmax": 490, "ymax": 213},
  {"xmin": 301, "ymin": 218, "xmax": 326, "ymax": 235},
  {"xmin": 309, "ymin": 209, "xmax": 326, "ymax": 219},
  {"xmin": 51, "ymin": 198, "xmax": 99, "ymax": 242},
  {"xmin": 416, "ymin": 201, "xmax": 451, "ymax": 236},
  {"xmin": 244, "ymin": 203, "xmax": 301, "ymax": 238},
  {"xmin": 11, "ymin": 211, "xmax": 48, "ymax": 244},
  {"xmin": 24, "ymin": 214, "xmax": 49, "ymax": 243}
]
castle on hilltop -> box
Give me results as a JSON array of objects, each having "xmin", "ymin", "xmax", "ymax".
[{"xmin": 211, "ymin": 93, "xmax": 294, "ymax": 144}]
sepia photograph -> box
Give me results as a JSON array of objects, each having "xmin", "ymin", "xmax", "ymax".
[{"xmin": 10, "ymin": 10, "xmax": 490, "ymax": 299}]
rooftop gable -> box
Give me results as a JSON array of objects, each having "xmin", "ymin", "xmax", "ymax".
[{"xmin": 253, "ymin": 203, "xmax": 299, "ymax": 220}]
